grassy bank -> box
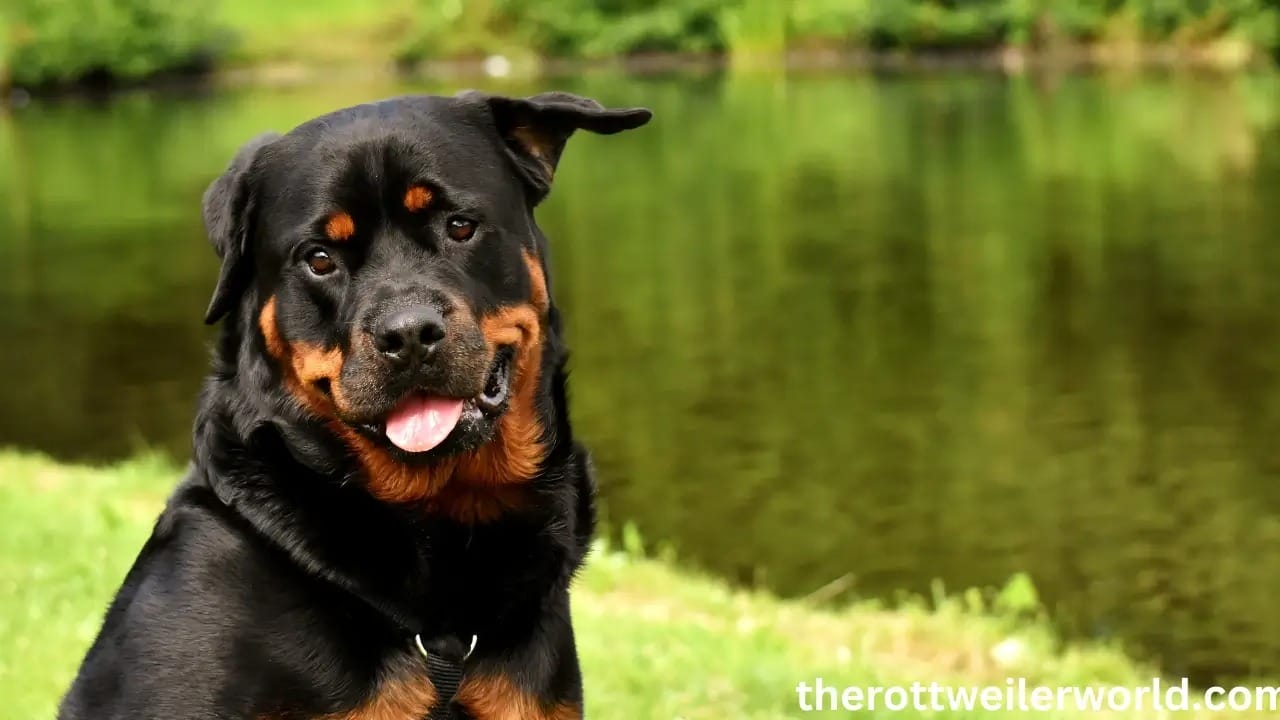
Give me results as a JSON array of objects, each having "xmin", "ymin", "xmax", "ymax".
[
  {"xmin": 4, "ymin": 0, "xmax": 1280, "ymax": 91},
  {"xmin": 0, "ymin": 451, "xmax": 1271, "ymax": 718}
]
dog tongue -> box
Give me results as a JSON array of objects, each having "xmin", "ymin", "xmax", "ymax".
[{"xmin": 384, "ymin": 395, "xmax": 464, "ymax": 453}]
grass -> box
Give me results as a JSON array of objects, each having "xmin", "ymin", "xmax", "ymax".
[{"xmin": 0, "ymin": 450, "xmax": 1273, "ymax": 719}]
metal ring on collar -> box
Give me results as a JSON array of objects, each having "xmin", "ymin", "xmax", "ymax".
[{"xmin": 414, "ymin": 633, "xmax": 479, "ymax": 662}]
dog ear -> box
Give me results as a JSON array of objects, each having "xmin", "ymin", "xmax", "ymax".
[
  {"xmin": 479, "ymin": 91, "xmax": 652, "ymax": 202},
  {"xmin": 202, "ymin": 132, "xmax": 280, "ymax": 325}
]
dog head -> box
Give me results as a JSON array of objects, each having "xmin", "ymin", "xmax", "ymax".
[{"xmin": 201, "ymin": 91, "xmax": 650, "ymax": 505}]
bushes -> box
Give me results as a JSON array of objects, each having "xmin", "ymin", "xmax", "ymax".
[
  {"xmin": 6, "ymin": 0, "xmax": 225, "ymax": 88},
  {"xmin": 397, "ymin": 0, "xmax": 1280, "ymax": 63},
  {"xmin": 396, "ymin": 0, "xmax": 729, "ymax": 64},
  {"xmin": 3, "ymin": 0, "xmax": 1279, "ymax": 89}
]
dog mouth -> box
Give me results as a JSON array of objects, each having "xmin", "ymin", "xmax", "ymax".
[{"xmin": 367, "ymin": 347, "xmax": 514, "ymax": 455}]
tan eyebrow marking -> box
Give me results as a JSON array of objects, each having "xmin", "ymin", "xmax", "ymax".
[
  {"xmin": 325, "ymin": 212, "xmax": 356, "ymax": 242},
  {"xmin": 404, "ymin": 185, "xmax": 433, "ymax": 213}
]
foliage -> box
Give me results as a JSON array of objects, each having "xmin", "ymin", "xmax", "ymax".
[
  {"xmin": 396, "ymin": 0, "xmax": 729, "ymax": 64},
  {"xmin": 4, "ymin": 0, "xmax": 1280, "ymax": 88},
  {"xmin": 6, "ymin": 0, "xmax": 225, "ymax": 87},
  {"xmin": 213, "ymin": 0, "xmax": 412, "ymax": 65},
  {"xmin": 397, "ymin": 0, "xmax": 1280, "ymax": 62}
]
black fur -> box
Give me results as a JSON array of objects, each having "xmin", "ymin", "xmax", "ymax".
[{"xmin": 58, "ymin": 91, "xmax": 651, "ymax": 720}]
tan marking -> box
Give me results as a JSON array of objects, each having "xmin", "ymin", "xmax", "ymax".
[
  {"xmin": 525, "ymin": 251, "xmax": 549, "ymax": 313},
  {"xmin": 403, "ymin": 185, "xmax": 433, "ymax": 212},
  {"xmin": 426, "ymin": 485, "xmax": 530, "ymax": 525},
  {"xmin": 451, "ymin": 299, "xmax": 544, "ymax": 487},
  {"xmin": 259, "ymin": 296, "xmax": 288, "ymax": 359},
  {"xmin": 510, "ymin": 126, "xmax": 555, "ymax": 179},
  {"xmin": 259, "ymin": 657, "xmax": 437, "ymax": 720},
  {"xmin": 458, "ymin": 674, "xmax": 580, "ymax": 720},
  {"xmin": 260, "ymin": 297, "xmax": 349, "ymax": 413},
  {"xmin": 326, "ymin": 212, "xmax": 356, "ymax": 242},
  {"xmin": 330, "ymin": 674, "xmax": 436, "ymax": 720},
  {"xmin": 448, "ymin": 252, "xmax": 550, "ymax": 493},
  {"xmin": 346, "ymin": 437, "xmax": 455, "ymax": 505}
]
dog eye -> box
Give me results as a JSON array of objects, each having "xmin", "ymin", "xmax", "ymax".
[
  {"xmin": 304, "ymin": 248, "xmax": 338, "ymax": 276},
  {"xmin": 446, "ymin": 217, "xmax": 477, "ymax": 242}
]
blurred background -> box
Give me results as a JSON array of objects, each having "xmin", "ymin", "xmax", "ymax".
[{"xmin": 5, "ymin": 1, "xmax": 1280, "ymax": 717}]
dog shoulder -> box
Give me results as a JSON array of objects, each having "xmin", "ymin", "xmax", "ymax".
[{"xmin": 59, "ymin": 480, "xmax": 356, "ymax": 719}]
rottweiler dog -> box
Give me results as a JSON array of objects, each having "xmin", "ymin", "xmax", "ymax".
[{"xmin": 57, "ymin": 90, "xmax": 651, "ymax": 720}]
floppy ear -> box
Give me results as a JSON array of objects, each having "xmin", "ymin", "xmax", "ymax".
[
  {"xmin": 202, "ymin": 132, "xmax": 280, "ymax": 325},
  {"xmin": 480, "ymin": 91, "xmax": 652, "ymax": 202}
]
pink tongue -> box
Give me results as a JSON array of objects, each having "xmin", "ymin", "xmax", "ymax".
[{"xmin": 384, "ymin": 395, "xmax": 464, "ymax": 453}]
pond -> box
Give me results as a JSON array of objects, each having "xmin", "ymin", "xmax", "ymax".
[{"xmin": 4, "ymin": 70, "xmax": 1280, "ymax": 682}]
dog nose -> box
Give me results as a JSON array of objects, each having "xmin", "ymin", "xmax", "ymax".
[{"xmin": 374, "ymin": 305, "xmax": 446, "ymax": 367}]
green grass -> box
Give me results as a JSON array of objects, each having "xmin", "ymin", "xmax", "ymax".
[{"xmin": 0, "ymin": 450, "xmax": 1271, "ymax": 719}]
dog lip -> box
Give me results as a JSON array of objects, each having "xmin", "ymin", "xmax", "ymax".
[
  {"xmin": 351, "ymin": 421, "xmax": 386, "ymax": 443},
  {"xmin": 475, "ymin": 347, "xmax": 513, "ymax": 414}
]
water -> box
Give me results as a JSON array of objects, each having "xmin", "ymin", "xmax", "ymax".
[{"xmin": 4, "ymin": 70, "xmax": 1280, "ymax": 681}]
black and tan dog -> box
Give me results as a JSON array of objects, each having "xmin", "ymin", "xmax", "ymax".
[{"xmin": 57, "ymin": 91, "xmax": 651, "ymax": 720}]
